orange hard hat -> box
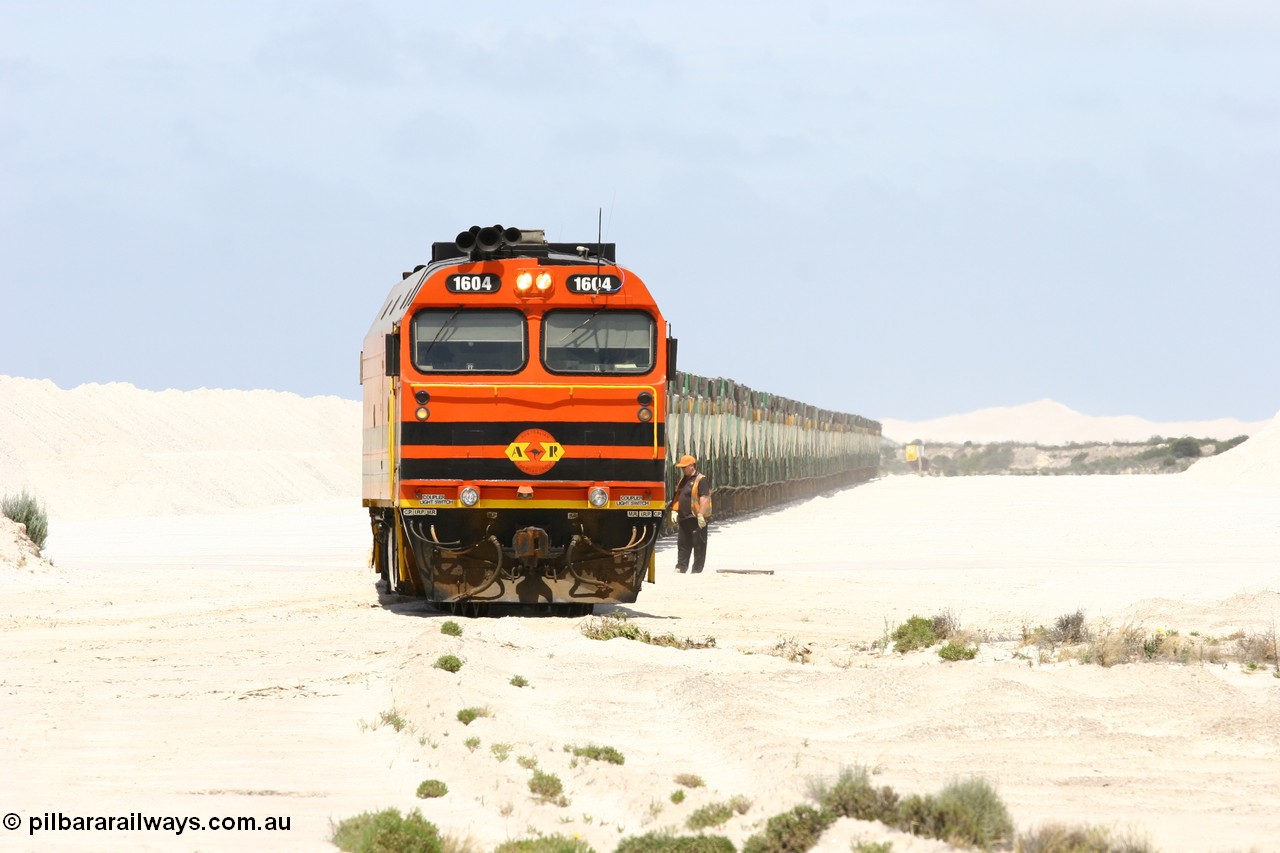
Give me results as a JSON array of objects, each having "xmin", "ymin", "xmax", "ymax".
[{"xmin": 676, "ymin": 454, "xmax": 697, "ymax": 467}]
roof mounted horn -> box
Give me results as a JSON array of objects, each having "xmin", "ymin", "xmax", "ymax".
[
  {"xmin": 435, "ymin": 226, "xmax": 607, "ymax": 263},
  {"xmin": 453, "ymin": 224, "xmax": 546, "ymax": 261}
]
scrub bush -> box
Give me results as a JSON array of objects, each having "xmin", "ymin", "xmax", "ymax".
[
  {"xmin": 898, "ymin": 778, "xmax": 1012, "ymax": 849},
  {"xmin": 741, "ymin": 805, "xmax": 834, "ymax": 853},
  {"xmin": 331, "ymin": 808, "xmax": 441, "ymax": 853},
  {"xmin": 809, "ymin": 766, "xmax": 899, "ymax": 824},
  {"xmin": 1053, "ymin": 610, "xmax": 1089, "ymax": 644},
  {"xmin": 566, "ymin": 744, "xmax": 625, "ymax": 765},
  {"xmin": 2, "ymin": 489, "xmax": 48, "ymax": 552},
  {"xmin": 416, "ymin": 779, "xmax": 448, "ymax": 798},
  {"xmin": 938, "ymin": 641, "xmax": 978, "ymax": 661},
  {"xmin": 456, "ymin": 707, "xmax": 490, "ymax": 725},
  {"xmin": 616, "ymin": 833, "xmax": 735, "ymax": 853},
  {"xmin": 891, "ymin": 616, "xmax": 937, "ymax": 652},
  {"xmin": 686, "ymin": 802, "xmax": 734, "ymax": 830},
  {"xmin": 528, "ymin": 770, "xmax": 565, "ymax": 803}
]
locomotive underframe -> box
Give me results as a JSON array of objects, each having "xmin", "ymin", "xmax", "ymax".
[{"xmin": 376, "ymin": 506, "xmax": 658, "ymax": 612}]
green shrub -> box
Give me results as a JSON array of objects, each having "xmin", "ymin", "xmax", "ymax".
[
  {"xmin": 685, "ymin": 798, "xmax": 748, "ymax": 830},
  {"xmin": 567, "ymin": 744, "xmax": 625, "ymax": 765},
  {"xmin": 670, "ymin": 789, "xmax": 686, "ymax": 804},
  {"xmin": 895, "ymin": 794, "xmax": 943, "ymax": 839},
  {"xmin": 938, "ymin": 641, "xmax": 978, "ymax": 661},
  {"xmin": 615, "ymin": 833, "xmax": 735, "ymax": 853},
  {"xmin": 741, "ymin": 805, "xmax": 834, "ymax": 853},
  {"xmin": 493, "ymin": 835, "xmax": 595, "ymax": 853},
  {"xmin": 810, "ymin": 766, "xmax": 899, "ymax": 824},
  {"xmin": 936, "ymin": 777, "xmax": 1012, "ymax": 848},
  {"xmin": 434, "ymin": 655, "xmax": 463, "ymax": 673},
  {"xmin": 528, "ymin": 769, "xmax": 564, "ymax": 802},
  {"xmin": 416, "ymin": 779, "xmax": 448, "ymax": 798},
  {"xmin": 456, "ymin": 707, "xmax": 489, "ymax": 725},
  {"xmin": 686, "ymin": 802, "xmax": 734, "ymax": 830},
  {"xmin": 1213, "ymin": 435, "xmax": 1248, "ymax": 455},
  {"xmin": 2, "ymin": 490, "xmax": 48, "ymax": 552},
  {"xmin": 440, "ymin": 620, "xmax": 463, "ymax": 637},
  {"xmin": 331, "ymin": 807, "xmax": 441, "ymax": 853},
  {"xmin": 898, "ymin": 778, "xmax": 1012, "ymax": 849},
  {"xmin": 891, "ymin": 616, "xmax": 937, "ymax": 653},
  {"xmin": 510, "ymin": 674, "xmax": 529, "ymax": 687},
  {"xmin": 674, "ymin": 773, "xmax": 706, "ymax": 788},
  {"xmin": 1169, "ymin": 437, "xmax": 1201, "ymax": 459},
  {"xmin": 464, "ymin": 736, "xmax": 480, "ymax": 751}
]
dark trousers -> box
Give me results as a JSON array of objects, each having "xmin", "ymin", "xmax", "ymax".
[{"xmin": 675, "ymin": 516, "xmax": 708, "ymax": 573}]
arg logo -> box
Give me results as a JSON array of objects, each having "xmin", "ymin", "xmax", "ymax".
[{"xmin": 505, "ymin": 428, "xmax": 565, "ymax": 475}]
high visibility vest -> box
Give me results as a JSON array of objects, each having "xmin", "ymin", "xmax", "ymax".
[{"xmin": 692, "ymin": 473, "xmax": 713, "ymax": 517}]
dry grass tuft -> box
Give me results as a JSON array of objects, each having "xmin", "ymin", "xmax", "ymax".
[
  {"xmin": 1017, "ymin": 822, "xmax": 1154, "ymax": 852},
  {"xmin": 581, "ymin": 613, "xmax": 716, "ymax": 649},
  {"xmin": 768, "ymin": 636, "xmax": 812, "ymax": 664},
  {"xmin": 932, "ymin": 609, "xmax": 961, "ymax": 640},
  {"xmin": 1053, "ymin": 609, "xmax": 1089, "ymax": 644},
  {"xmin": 673, "ymin": 773, "xmax": 706, "ymax": 788}
]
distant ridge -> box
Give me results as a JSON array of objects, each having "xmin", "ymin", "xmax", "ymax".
[{"xmin": 880, "ymin": 399, "xmax": 1270, "ymax": 445}]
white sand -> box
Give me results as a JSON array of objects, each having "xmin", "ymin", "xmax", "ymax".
[{"xmin": 3, "ymin": 378, "xmax": 1279, "ymax": 852}]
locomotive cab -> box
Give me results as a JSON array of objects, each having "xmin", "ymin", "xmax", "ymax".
[{"xmin": 361, "ymin": 226, "xmax": 673, "ymax": 615}]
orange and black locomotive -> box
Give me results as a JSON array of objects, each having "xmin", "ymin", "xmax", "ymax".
[{"xmin": 361, "ymin": 226, "xmax": 674, "ymax": 615}]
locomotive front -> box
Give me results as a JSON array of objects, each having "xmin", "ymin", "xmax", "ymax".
[{"xmin": 361, "ymin": 226, "xmax": 674, "ymax": 615}]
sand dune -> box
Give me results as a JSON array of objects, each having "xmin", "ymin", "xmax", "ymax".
[{"xmin": 0, "ymin": 376, "xmax": 359, "ymax": 521}]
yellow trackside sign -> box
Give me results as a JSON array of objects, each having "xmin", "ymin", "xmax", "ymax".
[{"xmin": 904, "ymin": 444, "xmax": 919, "ymax": 462}]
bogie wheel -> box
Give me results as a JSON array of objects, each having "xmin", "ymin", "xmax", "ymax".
[
  {"xmin": 379, "ymin": 521, "xmax": 397, "ymax": 594},
  {"xmin": 378, "ymin": 533, "xmax": 391, "ymax": 592}
]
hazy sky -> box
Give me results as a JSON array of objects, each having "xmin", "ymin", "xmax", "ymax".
[{"xmin": 3, "ymin": 1, "xmax": 1277, "ymax": 422}]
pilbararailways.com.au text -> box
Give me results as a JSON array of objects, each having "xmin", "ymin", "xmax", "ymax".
[{"xmin": 6, "ymin": 811, "xmax": 291, "ymax": 836}]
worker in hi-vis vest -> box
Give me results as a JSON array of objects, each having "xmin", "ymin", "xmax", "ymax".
[{"xmin": 668, "ymin": 454, "xmax": 712, "ymax": 573}]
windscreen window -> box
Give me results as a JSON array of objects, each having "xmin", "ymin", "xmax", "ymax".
[
  {"xmin": 411, "ymin": 309, "xmax": 526, "ymax": 373},
  {"xmin": 542, "ymin": 310, "xmax": 656, "ymax": 374}
]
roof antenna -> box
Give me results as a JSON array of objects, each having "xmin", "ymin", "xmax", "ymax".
[{"xmin": 596, "ymin": 207, "xmax": 602, "ymax": 277}]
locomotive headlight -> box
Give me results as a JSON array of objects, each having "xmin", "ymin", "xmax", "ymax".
[
  {"xmin": 515, "ymin": 272, "xmax": 533, "ymax": 292},
  {"xmin": 637, "ymin": 407, "xmax": 653, "ymax": 422},
  {"xmin": 535, "ymin": 272, "xmax": 553, "ymax": 291},
  {"xmin": 587, "ymin": 487, "xmax": 609, "ymax": 508},
  {"xmin": 459, "ymin": 486, "xmax": 480, "ymax": 507},
  {"xmin": 415, "ymin": 406, "xmax": 430, "ymax": 421}
]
